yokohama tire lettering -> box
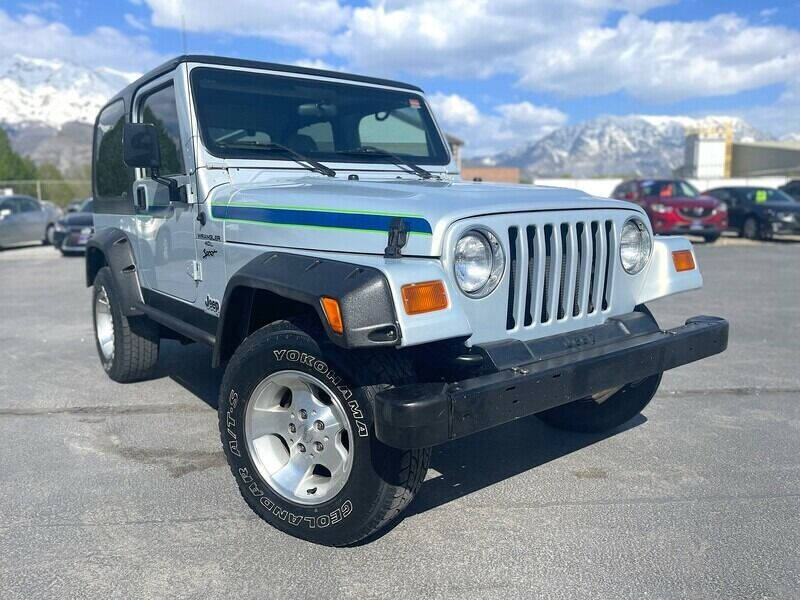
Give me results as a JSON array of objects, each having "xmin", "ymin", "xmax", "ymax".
[{"xmin": 272, "ymin": 349, "xmax": 367, "ymax": 436}]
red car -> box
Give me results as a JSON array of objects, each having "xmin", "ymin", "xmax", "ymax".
[{"xmin": 611, "ymin": 179, "xmax": 727, "ymax": 242}]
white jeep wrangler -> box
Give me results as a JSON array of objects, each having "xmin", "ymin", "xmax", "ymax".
[{"xmin": 86, "ymin": 55, "xmax": 728, "ymax": 546}]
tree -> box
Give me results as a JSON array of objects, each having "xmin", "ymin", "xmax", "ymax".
[{"xmin": 0, "ymin": 128, "xmax": 37, "ymax": 181}]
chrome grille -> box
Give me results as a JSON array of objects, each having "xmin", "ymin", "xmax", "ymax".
[
  {"xmin": 506, "ymin": 219, "xmax": 616, "ymax": 331},
  {"xmin": 678, "ymin": 206, "xmax": 712, "ymax": 219}
]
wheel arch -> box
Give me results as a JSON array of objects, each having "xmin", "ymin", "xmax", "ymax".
[
  {"xmin": 85, "ymin": 227, "xmax": 145, "ymax": 316},
  {"xmin": 212, "ymin": 252, "xmax": 400, "ymax": 367}
]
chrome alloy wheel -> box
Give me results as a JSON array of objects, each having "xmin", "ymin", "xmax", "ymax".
[
  {"xmin": 94, "ymin": 285, "xmax": 115, "ymax": 361},
  {"xmin": 245, "ymin": 370, "xmax": 353, "ymax": 505}
]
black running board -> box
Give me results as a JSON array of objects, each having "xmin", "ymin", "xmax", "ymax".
[{"xmin": 135, "ymin": 302, "xmax": 216, "ymax": 347}]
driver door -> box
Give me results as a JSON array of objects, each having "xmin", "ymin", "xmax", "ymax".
[
  {"xmin": 0, "ymin": 198, "xmax": 23, "ymax": 245},
  {"xmin": 131, "ymin": 77, "xmax": 198, "ymax": 302}
]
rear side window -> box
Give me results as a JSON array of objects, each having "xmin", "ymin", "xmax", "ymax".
[
  {"xmin": 93, "ymin": 100, "xmax": 134, "ymax": 214},
  {"xmin": 140, "ymin": 83, "xmax": 185, "ymax": 176}
]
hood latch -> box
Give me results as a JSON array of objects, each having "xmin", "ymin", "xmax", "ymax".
[{"xmin": 384, "ymin": 218, "xmax": 409, "ymax": 259}]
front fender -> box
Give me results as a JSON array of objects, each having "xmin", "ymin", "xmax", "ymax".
[
  {"xmin": 637, "ymin": 236, "xmax": 703, "ymax": 305},
  {"xmin": 214, "ymin": 252, "xmax": 400, "ymax": 365}
]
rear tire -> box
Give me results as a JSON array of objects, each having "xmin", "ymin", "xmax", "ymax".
[
  {"xmin": 218, "ymin": 318, "xmax": 430, "ymax": 546},
  {"xmin": 92, "ymin": 267, "xmax": 160, "ymax": 382},
  {"xmin": 43, "ymin": 224, "xmax": 55, "ymax": 246},
  {"xmin": 702, "ymin": 233, "xmax": 720, "ymax": 243}
]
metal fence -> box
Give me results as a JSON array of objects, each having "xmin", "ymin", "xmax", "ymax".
[{"xmin": 0, "ymin": 180, "xmax": 92, "ymax": 208}]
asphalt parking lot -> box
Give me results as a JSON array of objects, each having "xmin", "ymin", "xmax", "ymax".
[{"xmin": 1, "ymin": 236, "xmax": 799, "ymax": 599}]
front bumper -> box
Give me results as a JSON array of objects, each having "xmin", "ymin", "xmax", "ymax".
[
  {"xmin": 58, "ymin": 229, "xmax": 91, "ymax": 252},
  {"xmin": 657, "ymin": 224, "xmax": 723, "ymax": 236},
  {"xmin": 374, "ymin": 312, "xmax": 729, "ymax": 448}
]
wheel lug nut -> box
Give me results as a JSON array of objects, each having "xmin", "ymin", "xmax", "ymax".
[
  {"xmin": 314, "ymin": 442, "xmax": 323, "ymax": 452},
  {"xmin": 297, "ymin": 443, "xmax": 306, "ymax": 453},
  {"xmin": 299, "ymin": 409, "xmax": 308, "ymax": 420},
  {"xmin": 314, "ymin": 420, "xmax": 324, "ymax": 431},
  {"xmin": 288, "ymin": 423, "xmax": 296, "ymax": 434}
]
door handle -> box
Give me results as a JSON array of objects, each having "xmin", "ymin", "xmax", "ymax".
[{"xmin": 136, "ymin": 186, "xmax": 147, "ymax": 211}]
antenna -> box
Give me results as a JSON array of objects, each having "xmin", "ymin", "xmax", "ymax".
[{"xmin": 181, "ymin": 10, "xmax": 187, "ymax": 55}]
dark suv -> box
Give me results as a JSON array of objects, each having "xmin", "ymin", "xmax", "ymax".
[
  {"xmin": 779, "ymin": 180, "xmax": 800, "ymax": 202},
  {"xmin": 611, "ymin": 179, "xmax": 727, "ymax": 242},
  {"xmin": 704, "ymin": 187, "xmax": 800, "ymax": 239}
]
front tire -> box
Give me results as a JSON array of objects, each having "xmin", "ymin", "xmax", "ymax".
[
  {"xmin": 43, "ymin": 224, "xmax": 55, "ymax": 246},
  {"xmin": 92, "ymin": 267, "xmax": 160, "ymax": 382},
  {"xmin": 218, "ymin": 318, "xmax": 430, "ymax": 546},
  {"xmin": 742, "ymin": 216, "xmax": 761, "ymax": 240},
  {"xmin": 537, "ymin": 305, "xmax": 662, "ymax": 433}
]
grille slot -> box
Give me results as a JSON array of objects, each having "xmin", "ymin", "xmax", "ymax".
[{"xmin": 505, "ymin": 218, "xmax": 616, "ymax": 331}]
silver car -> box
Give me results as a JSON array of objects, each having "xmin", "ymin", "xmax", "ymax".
[{"xmin": 0, "ymin": 195, "xmax": 62, "ymax": 249}]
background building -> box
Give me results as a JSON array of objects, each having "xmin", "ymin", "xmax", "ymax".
[
  {"xmin": 461, "ymin": 166, "xmax": 521, "ymax": 183},
  {"xmin": 681, "ymin": 125, "xmax": 800, "ymax": 178}
]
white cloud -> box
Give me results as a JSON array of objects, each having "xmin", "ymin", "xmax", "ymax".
[
  {"xmin": 0, "ymin": 10, "xmax": 162, "ymax": 72},
  {"xmin": 516, "ymin": 14, "xmax": 800, "ymax": 102},
  {"xmin": 429, "ymin": 93, "xmax": 566, "ymax": 156},
  {"xmin": 141, "ymin": 0, "xmax": 351, "ymax": 55},
  {"xmin": 124, "ymin": 13, "xmax": 149, "ymax": 31},
  {"xmin": 292, "ymin": 58, "xmax": 340, "ymax": 72},
  {"xmin": 132, "ymin": 2, "xmax": 800, "ymax": 107}
]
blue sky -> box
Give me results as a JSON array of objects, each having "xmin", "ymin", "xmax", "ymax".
[{"xmin": 2, "ymin": 1, "xmax": 799, "ymax": 155}]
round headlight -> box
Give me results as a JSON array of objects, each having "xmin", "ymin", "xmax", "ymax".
[
  {"xmin": 619, "ymin": 218, "xmax": 652, "ymax": 275},
  {"xmin": 454, "ymin": 228, "xmax": 505, "ymax": 297}
]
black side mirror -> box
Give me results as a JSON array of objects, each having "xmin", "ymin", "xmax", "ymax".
[{"xmin": 123, "ymin": 122, "xmax": 161, "ymax": 169}]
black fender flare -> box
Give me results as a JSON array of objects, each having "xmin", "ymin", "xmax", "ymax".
[
  {"xmin": 85, "ymin": 228, "xmax": 145, "ymax": 316},
  {"xmin": 213, "ymin": 252, "xmax": 400, "ymax": 367}
]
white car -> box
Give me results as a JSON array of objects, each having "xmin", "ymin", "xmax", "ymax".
[{"xmin": 85, "ymin": 55, "xmax": 728, "ymax": 546}]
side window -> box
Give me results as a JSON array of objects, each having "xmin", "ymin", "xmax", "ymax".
[
  {"xmin": 19, "ymin": 198, "xmax": 39, "ymax": 212},
  {"xmin": 0, "ymin": 199, "xmax": 20, "ymax": 214},
  {"xmin": 358, "ymin": 107, "xmax": 429, "ymax": 156},
  {"xmin": 94, "ymin": 100, "xmax": 134, "ymax": 212},
  {"xmin": 297, "ymin": 122, "xmax": 334, "ymax": 152},
  {"xmin": 140, "ymin": 83, "xmax": 185, "ymax": 176}
]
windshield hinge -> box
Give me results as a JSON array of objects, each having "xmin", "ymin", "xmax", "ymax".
[{"xmin": 384, "ymin": 218, "xmax": 410, "ymax": 259}]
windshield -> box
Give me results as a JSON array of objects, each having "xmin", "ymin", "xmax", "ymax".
[
  {"xmin": 79, "ymin": 198, "xmax": 94, "ymax": 212},
  {"xmin": 640, "ymin": 180, "xmax": 700, "ymax": 198},
  {"xmin": 190, "ymin": 67, "xmax": 449, "ymax": 165},
  {"xmin": 742, "ymin": 188, "xmax": 796, "ymax": 204}
]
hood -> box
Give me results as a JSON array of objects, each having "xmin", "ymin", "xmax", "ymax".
[
  {"xmin": 59, "ymin": 212, "xmax": 93, "ymax": 227},
  {"xmin": 760, "ymin": 201, "xmax": 800, "ymax": 212},
  {"xmin": 209, "ymin": 177, "xmax": 643, "ymax": 256}
]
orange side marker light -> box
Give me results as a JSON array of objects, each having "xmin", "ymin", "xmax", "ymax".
[
  {"xmin": 672, "ymin": 250, "xmax": 696, "ymax": 272},
  {"xmin": 401, "ymin": 280, "xmax": 448, "ymax": 315},
  {"xmin": 320, "ymin": 297, "xmax": 344, "ymax": 334}
]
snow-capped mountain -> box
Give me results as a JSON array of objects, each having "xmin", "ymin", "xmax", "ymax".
[
  {"xmin": 0, "ymin": 55, "xmax": 138, "ymax": 173},
  {"xmin": 0, "ymin": 54, "xmax": 137, "ymax": 128},
  {"xmin": 474, "ymin": 115, "xmax": 769, "ymax": 177}
]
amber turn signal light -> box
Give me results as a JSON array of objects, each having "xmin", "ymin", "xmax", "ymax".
[
  {"xmin": 401, "ymin": 280, "xmax": 448, "ymax": 315},
  {"xmin": 672, "ymin": 250, "xmax": 696, "ymax": 272},
  {"xmin": 320, "ymin": 297, "xmax": 344, "ymax": 334}
]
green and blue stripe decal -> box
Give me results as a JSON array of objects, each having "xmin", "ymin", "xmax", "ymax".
[{"xmin": 210, "ymin": 204, "xmax": 432, "ymax": 235}]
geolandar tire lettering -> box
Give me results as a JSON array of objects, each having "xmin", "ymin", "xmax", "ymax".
[{"xmin": 218, "ymin": 317, "xmax": 430, "ymax": 546}]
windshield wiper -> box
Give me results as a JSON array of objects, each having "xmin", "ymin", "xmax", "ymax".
[
  {"xmin": 217, "ymin": 141, "xmax": 336, "ymax": 177},
  {"xmin": 338, "ymin": 146, "xmax": 435, "ymax": 180}
]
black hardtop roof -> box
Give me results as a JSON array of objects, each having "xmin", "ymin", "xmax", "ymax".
[{"xmin": 108, "ymin": 54, "xmax": 423, "ymax": 110}]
